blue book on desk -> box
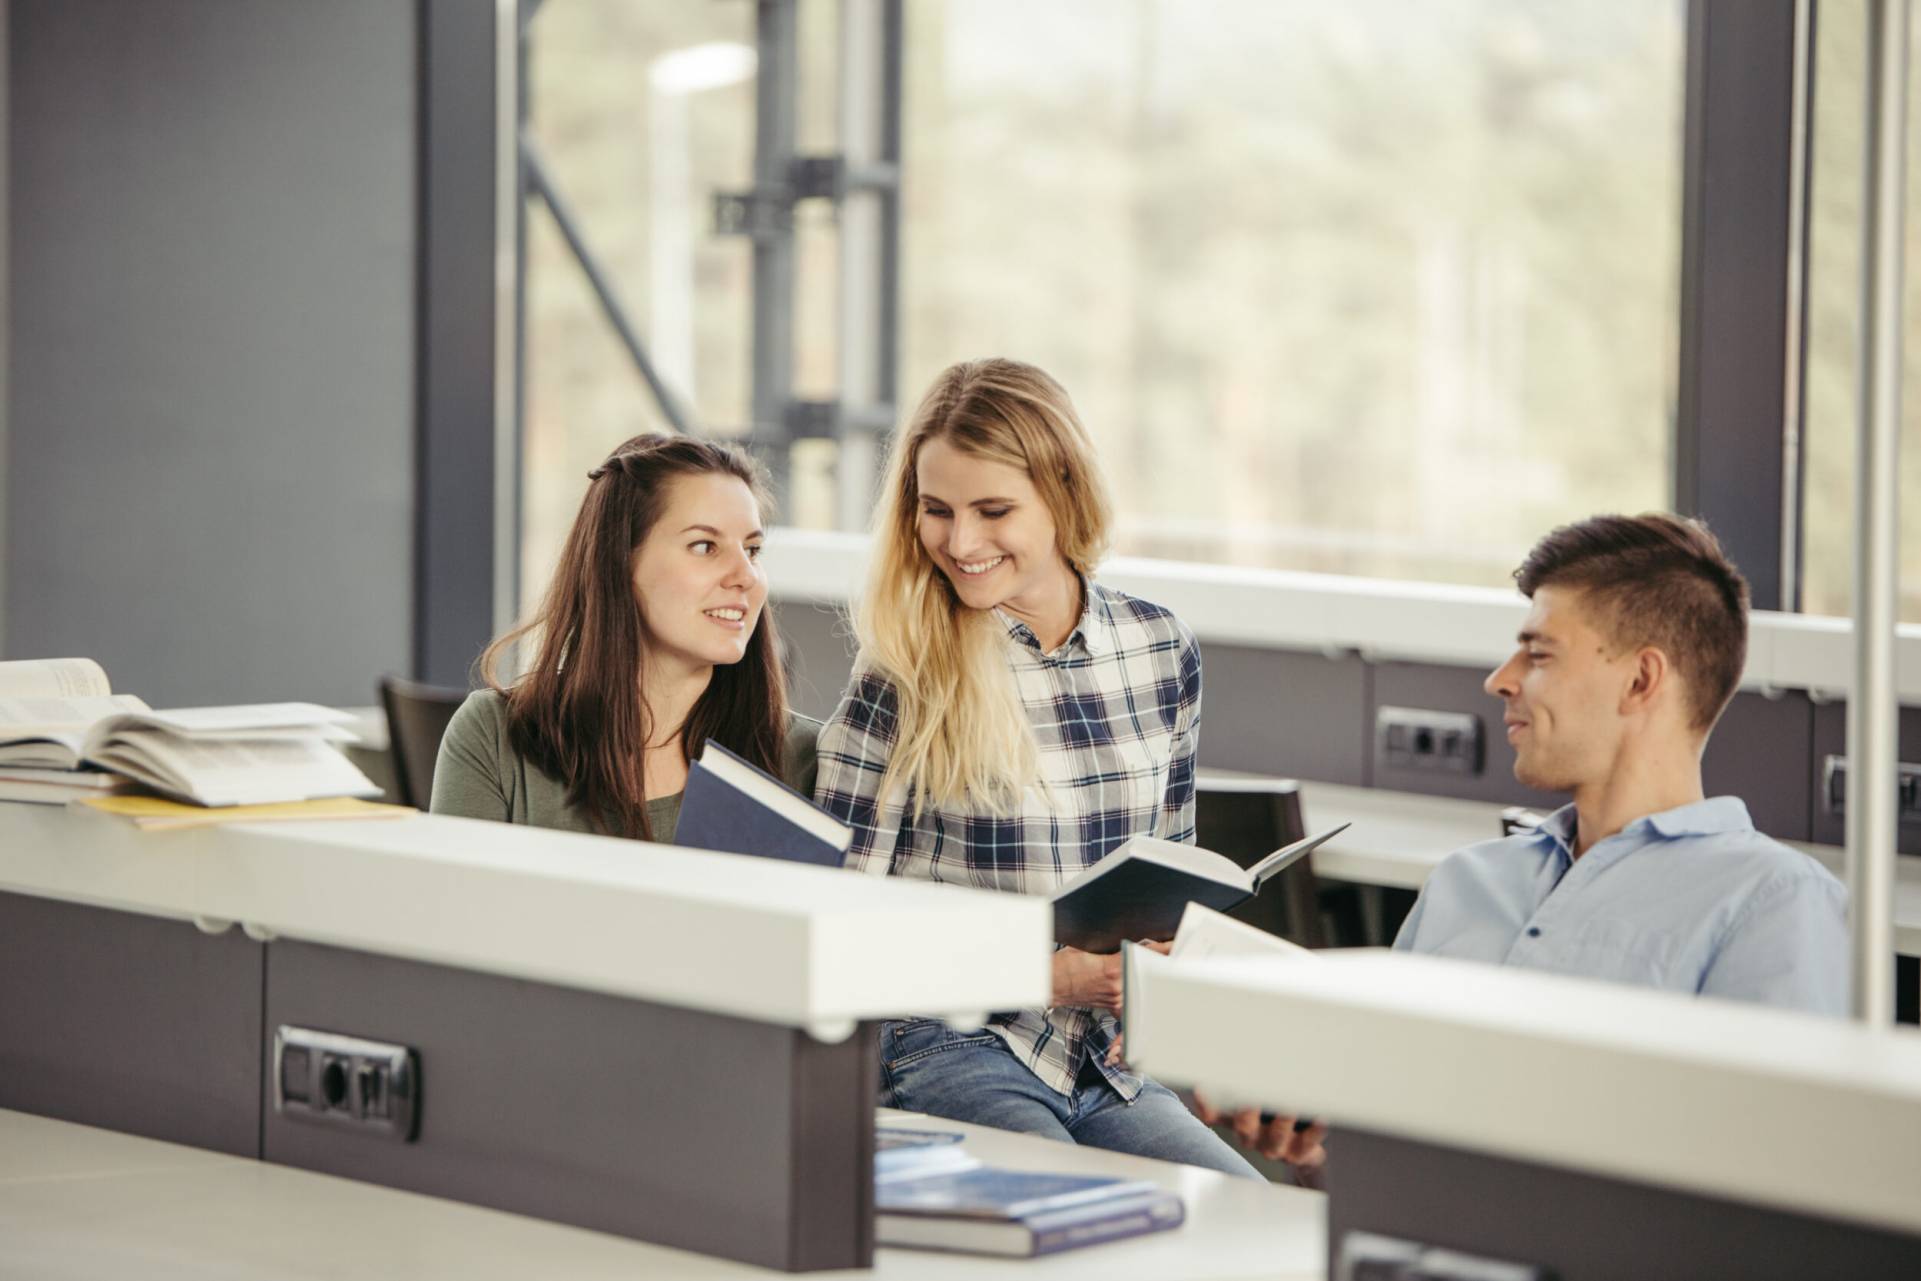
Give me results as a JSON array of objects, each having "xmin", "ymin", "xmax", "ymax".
[
  {"xmin": 674, "ymin": 740, "xmax": 852, "ymax": 867},
  {"xmin": 877, "ymin": 1165, "xmax": 1186, "ymax": 1257}
]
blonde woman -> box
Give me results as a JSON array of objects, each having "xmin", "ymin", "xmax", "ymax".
[{"xmin": 817, "ymin": 359, "xmax": 1315, "ymax": 1178}]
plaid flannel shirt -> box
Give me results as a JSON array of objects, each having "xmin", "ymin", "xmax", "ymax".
[{"xmin": 814, "ymin": 579, "xmax": 1201, "ymax": 1099}]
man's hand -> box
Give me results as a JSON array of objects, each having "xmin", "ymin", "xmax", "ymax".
[
  {"xmin": 1053, "ymin": 939, "xmax": 1171, "ymax": 1013},
  {"xmin": 1193, "ymin": 1090, "xmax": 1330, "ymax": 1185}
]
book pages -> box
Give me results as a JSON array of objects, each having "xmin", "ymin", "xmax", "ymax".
[
  {"xmin": 0, "ymin": 695, "xmax": 151, "ymax": 733},
  {"xmin": 0, "ymin": 657, "xmax": 112, "ymax": 699},
  {"xmin": 88, "ymin": 731, "xmax": 379, "ymax": 807}
]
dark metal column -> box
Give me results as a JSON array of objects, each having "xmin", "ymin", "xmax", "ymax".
[
  {"xmin": 751, "ymin": 0, "xmax": 801, "ymax": 500},
  {"xmin": 1674, "ymin": 0, "xmax": 1807, "ymax": 610},
  {"xmin": 834, "ymin": 0, "xmax": 904, "ymax": 527},
  {"xmin": 416, "ymin": 0, "xmax": 519, "ymax": 685}
]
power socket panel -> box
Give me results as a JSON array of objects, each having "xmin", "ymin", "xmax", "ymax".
[
  {"xmin": 274, "ymin": 1025, "xmax": 419, "ymax": 1141},
  {"xmin": 1820, "ymin": 755, "xmax": 1921, "ymax": 823},
  {"xmin": 1375, "ymin": 706, "xmax": 1484, "ymax": 777}
]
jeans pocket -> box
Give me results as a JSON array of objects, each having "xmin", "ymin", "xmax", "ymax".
[{"xmin": 879, "ymin": 1018, "xmax": 999, "ymax": 1073}]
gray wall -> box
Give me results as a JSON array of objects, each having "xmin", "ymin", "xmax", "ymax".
[
  {"xmin": 776, "ymin": 598, "xmax": 1831, "ymax": 847},
  {"xmin": 4, "ymin": 0, "xmax": 415, "ymax": 707}
]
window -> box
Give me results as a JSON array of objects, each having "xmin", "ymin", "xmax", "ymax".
[
  {"xmin": 893, "ymin": 0, "xmax": 1685, "ymax": 584},
  {"xmin": 520, "ymin": 1, "xmax": 1687, "ymax": 604},
  {"xmin": 1801, "ymin": 0, "xmax": 1921, "ymax": 621},
  {"xmin": 524, "ymin": 2, "xmax": 783, "ymax": 602}
]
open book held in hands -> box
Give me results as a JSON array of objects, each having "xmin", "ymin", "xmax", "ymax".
[
  {"xmin": 1051, "ymin": 822, "xmax": 1349, "ymax": 953},
  {"xmin": 674, "ymin": 739, "xmax": 853, "ymax": 867},
  {"xmin": 1121, "ymin": 903, "xmax": 1320, "ymax": 1128}
]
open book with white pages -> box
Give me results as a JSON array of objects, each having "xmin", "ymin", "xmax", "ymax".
[
  {"xmin": 1123, "ymin": 903, "xmax": 1318, "ymax": 1120},
  {"xmin": 1051, "ymin": 823, "xmax": 1350, "ymax": 953},
  {"xmin": 0, "ymin": 657, "xmax": 378, "ymax": 807}
]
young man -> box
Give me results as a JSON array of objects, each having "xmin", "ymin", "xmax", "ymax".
[{"xmin": 1394, "ymin": 513, "xmax": 1848, "ymax": 1015}]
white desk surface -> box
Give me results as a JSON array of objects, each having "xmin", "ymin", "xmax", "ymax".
[
  {"xmin": 0, "ymin": 1108, "xmax": 1324, "ymax": 1281},
  {"xmin": 1281, "ymin": 780, "xmax": 1921, "ymax": 956},
  {"xmin": 1130, "ymin": 949, "xmax": 1921, "ymax": 1240},
  {"xmin": 0, "ymin": 804, "xmax": 1050, "ymax": 1037}
]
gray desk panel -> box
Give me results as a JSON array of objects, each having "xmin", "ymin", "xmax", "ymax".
[
  {"xmin": 262, "ymin": 939, "xmax": 875, "ymax": 1272},
  {"xmin": 1329, "ymin": 1127, "xmax": 1921, "ymax": 1280},
  {"xmin": 0, "ymin": 891, "xmax": 263, "ymax": 1157}
]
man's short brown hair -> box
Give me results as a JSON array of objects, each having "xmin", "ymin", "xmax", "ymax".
[{"xmin": 1515, "ymin": 513, "xmax": 1750, "ymax": 731}]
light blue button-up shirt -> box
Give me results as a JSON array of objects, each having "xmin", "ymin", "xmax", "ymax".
[{"xmin": 1393, "ymin": 797, "xmax": 1849, "ymax": 1016}]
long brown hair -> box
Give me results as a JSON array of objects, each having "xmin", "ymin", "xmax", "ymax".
[{"xmin": 479, "ymin": 434, "xmax": 788, "ymax": 837}]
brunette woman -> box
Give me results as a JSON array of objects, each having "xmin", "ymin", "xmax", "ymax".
[{"xmin": 432, "ymin": 434, "xmax": 815, "ymax": 840}]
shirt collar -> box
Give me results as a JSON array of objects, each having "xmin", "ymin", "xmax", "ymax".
[
  {"xmin": 1534, "ymin": 804, "xmax": 1580, "ymax": 862},
  {"xmin": 996, "ymin": 573, "xmax": 1110, "ymax": 657},
  {"xmin": 1642, "ymin": 796, "xmax": 1755, "ymax": 839},
  {"xmin": 1531, "ymin": 796, "xmax": 1754, "ymax": 854}
]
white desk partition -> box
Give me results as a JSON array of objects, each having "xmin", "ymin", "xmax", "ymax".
[
  {"xmin": 0, "ymin": 804, "xmax": 1049, "ymax": 1038},
  {"xmin": 0, "ymin": 802, "xmax": 1055, "ymax": 1271},
  {"xmin": 1127, "ymin": 949, "xmax": 1921, "ymax": 1239}
]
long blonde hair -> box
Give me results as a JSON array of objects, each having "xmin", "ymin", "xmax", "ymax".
[{"xmin": 856, "ymin": 358, "xmax": 1114, "ymax": 813}]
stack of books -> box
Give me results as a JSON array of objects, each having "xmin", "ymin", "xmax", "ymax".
[
  {"xmin": 875, "ymin": 1127, "xmax": 1186, "ymax": 1257},
  {"xmin": 0, "ymin": 657, "xmax": 380, "ymax": 808}
]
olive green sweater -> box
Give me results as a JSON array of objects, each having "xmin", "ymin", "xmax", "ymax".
[{"xmin": 429, "ymin": 688, "xmax": 821, "ymax": 844}]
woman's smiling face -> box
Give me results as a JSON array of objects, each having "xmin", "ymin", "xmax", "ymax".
[
  {"xmin": 629, "ymin": 471, "xmax": 768, "ymax": 675},
  {"xmin": 914, "ymin": 435, "xmax": 1067, "ymax": 614}
]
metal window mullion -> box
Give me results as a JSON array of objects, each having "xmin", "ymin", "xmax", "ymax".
[
  {"xmin": 834, "ymin": 0, "xmax": 903, "ymax": 528},
  {"xmin": 1848, "ymin": 0, "xmax": 1906, "ymax": 1029},
  {"xmin": 752, "ymin": 0, "xmax": 801, "ymax": 499},
  {"xmin": 1674, "ymin": 0, "xmax": 1800, "ymax": 611}
]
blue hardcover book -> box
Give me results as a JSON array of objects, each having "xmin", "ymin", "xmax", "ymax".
[
  {"xmin": 875, "ymin": 1127, "xmax": 979, "ymax": 1183},
  {"xmin": 876, "ymin": 1166, "xmax": 1186, "ymax": 1257},
  {"xmin": 673, "ymin": 740, "xmax": 853, "ymax": 867}
]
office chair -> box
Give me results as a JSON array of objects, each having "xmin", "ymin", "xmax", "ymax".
[
  {"xmin": 1194, "ymin": 778, "xmax": 1329, "ymax": 950},
  {"xmin": 377, "ymin": 674, "xmax": 470, "ymax": 810}
]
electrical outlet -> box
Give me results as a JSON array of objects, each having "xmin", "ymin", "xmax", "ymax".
[
  {"xmin": 1820, "ymin": 756, "xmax": 1921, "ymax": 823},
  {"xmin": 1337, "ymin": 1230, "xmax": 1554, "ymax": 1281},
  {"xmin": 1375, "ymin": 706, "xmax": 1484, "ymax": 776},
  {"xmin": 274, "ymin": 1025, "xmax": 419, "ymax": 1141}
]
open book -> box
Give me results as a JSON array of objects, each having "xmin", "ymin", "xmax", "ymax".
[
  {"xmin": 1050, "ymin": 823, "xmax": 1349, "ymax": 953},
  {"xmin": 674, "ymin": 739, "xmax": 853, "ymax": 867},
  {"xmin": 0, "ymin": 657, "xmax": 151, "ymax": 757},
  {"xmin": 0, "ymin": 657, "xmax": 377, "ymax": 807},
  {"xmin": 1122, "ymin": 903, "xmax": 1318, "ymax": 1125}
]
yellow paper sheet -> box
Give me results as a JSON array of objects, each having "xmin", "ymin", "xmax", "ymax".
[{"xmin": 79, "ymin": 794, "xmax": 414, "ymax": 829}]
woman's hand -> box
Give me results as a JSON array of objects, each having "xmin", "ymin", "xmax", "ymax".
[
  {"xmin": 1052, "ymin": 947, "xmax": 1123, "ymax": 1010},
  {"xmin": 1052, "ymin": 939, "xmax": 1172, "ymax": 1012}
]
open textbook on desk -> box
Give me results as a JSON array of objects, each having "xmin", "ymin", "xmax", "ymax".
[{"xmin": 0, "ymin": 657, "xmax": 378, "ymax": 807}]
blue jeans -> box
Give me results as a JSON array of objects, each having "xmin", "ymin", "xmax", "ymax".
[{"xmin": 877, "ymin": 1019, "xmax": 1262, "ymax": 1180}]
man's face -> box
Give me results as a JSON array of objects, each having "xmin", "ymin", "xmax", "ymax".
[{"xmin": 1484, "ymin": 585, "xmax": 1637, "ymax": 793}]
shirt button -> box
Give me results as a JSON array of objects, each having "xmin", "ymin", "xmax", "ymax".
[{"xmin": 1526, "ymin": 927, "xmax": 1542, "ymax": 938}]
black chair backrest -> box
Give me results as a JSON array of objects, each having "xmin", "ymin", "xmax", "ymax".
[
  {"xmin": 378, "ymin": 675, "xmax": 471, "ymax": 810},
  {"xmin": 1194, "ymin": 777, "xmax": 1328, "ymax": 949}
]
